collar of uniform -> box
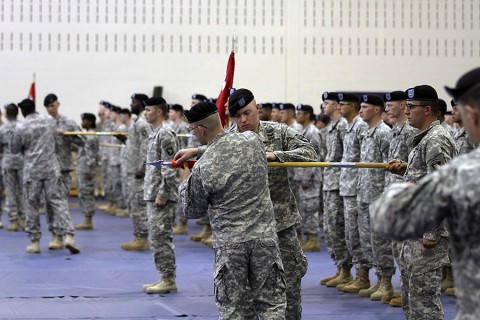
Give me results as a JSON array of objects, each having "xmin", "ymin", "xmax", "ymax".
[
  {"xmin": 346, "ymin": 115, "xmax": 363, "ymax": 132},
  {"xmin": 366, "ymin": 119, "xmax": 384, "ymax": 136},
  {"xmin": 412, "ymin": 120, "xmax": 440, "ymax": 147}
]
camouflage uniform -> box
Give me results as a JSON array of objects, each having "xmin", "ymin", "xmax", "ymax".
[
  {"xmin": 144, "ymin": 122, "xmax": 179, "ymax": 278},
  {"xmin": 120, "ymin": 122, "xmax": 132, "ymax": 205},
  {"xmin": 108, "ymin": 122, "xmax": 127, "ymax": 209},
  {"xmin": 454, "ymin": 127, "xmax": 475, "ymax": 156},
  {"xmin": 317, "ymin": 126, "xmax": 328, "ymax": 222},
  {"xmin": 323, "ymin": 116, "xmax": 350, "ymax": 267},
  {"xmin": 374, "ymin": 121, "xmax": 455, "ymax": 320},
  {"xmin": 11, "ymin": 113, "xmax": 75, "ymax": 241},
  {"xmin": 124, "ymin": 112, "xmax": 151, "ymax": 238},
  {"xmin": 97, "ymin": 119, "xmax": 112, "ymax": 197},
  {"xmin": 372, "ymin": 146, "xmax": 480, "ymax": 320},
  {"xmin": 357, "ymin": 120, "xmax": 391, "ymax": 276},
  {"xmin": 294, "ymin": 123, "xmax": 322, "ymax": 235},
  {"xmin": 226, "ymin": 121, "xmax": 316, "ymax": 320},
  {"xmin": 77, "ymin": 129, "xmax": 99, "ymax": 218},
  {"xmin": 47, "ymin": 114, "xmax": 85, "ymax": 233},
  {"xmin": 287, "ymin": 121, "xmax": 303, "ymax": 207},
  {"xmin": 0, "ymin": 120, "xmax": 25, "ymax": 223},
  {"xmin": 181, "ymin": 130, "xmax": 286, "ymax": 319},
  {"xmin": 339, "ymin": 115, "xmax": 368, "ymax": 268}
]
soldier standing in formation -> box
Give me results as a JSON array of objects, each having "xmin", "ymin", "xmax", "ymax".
[
  {"xmin": 179, "ymin": 101, "xmax": 286, "ymax": 319},
  {"xmin": 142, "ymin": 97, "xmax": 180, "ymax": 294}
]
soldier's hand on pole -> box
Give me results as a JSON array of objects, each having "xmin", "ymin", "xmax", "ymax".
[
  {"xmin": 385, "ymin": 159, "xmax": 406, "ymax": 175},
  {"xmin": 179, "ymin": 162, "xmax": 191, "ymax": 181},
  {"xmin": 174, "ymin": 148, "xmax": 198, "ymax": 163},
  {"xmin": 115, "ymin": 134, "xmax": 127, "ymax": 144},
  {"xmin": 422, "ymin": 238, "xmax": 437, "ymax": 249},
  {"xmin": 266, "ymin": 152, "xmax": 277, "ymax": 161},
  {"xmin": 154, "ymin": 199, "xmax": 167, "ymax": 207}
]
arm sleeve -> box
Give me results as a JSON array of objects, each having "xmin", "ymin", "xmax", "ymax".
[
  {"xmin": 273, "ymin": 125, "xmax": 318, "ymax": 163},
  {"xmin": 180, "ymin": 166, "xmax": 209, "ymax": 219},
  {"xmin": 157, "ymin": 133, "xmax": 179, "ymax": 201}
]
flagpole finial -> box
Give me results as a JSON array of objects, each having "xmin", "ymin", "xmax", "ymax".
[{"xmin": 231, "ymin": 34, "xmax": 237, "ymax": 53}]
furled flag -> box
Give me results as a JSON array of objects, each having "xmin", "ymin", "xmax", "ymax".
[
  {"xmin": 215, "ymin": 50, "xmax": 235, "ymax": 128},
  {"xmin": 28, "ymin": 74, "xmax": 36, "ymax": 103}
]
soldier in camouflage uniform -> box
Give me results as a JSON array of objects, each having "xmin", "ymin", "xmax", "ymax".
[
  {"xmin": 451, "ymin": 98, "xmax": 475, "ymax": 155},
  {"xmin": 175, "ymin": 89, "xmax": 316, "ymax": 320},
  {"xmin": 380, "ymin": 85, "xmax": 456, "ymax": 320},
  {"xmin": 75, "ymin": 113, "xmax": 99, "ymax": 230},
  {"xmin": 43, "ymin": 94, "xmax": 85, "ymax": 250},
  {"xmin": 320, "ymin": 92, "xmax": 353, "ymax": 288},
  {"xmin": 381, "ymin": 91, "xmax": 418, "ymax": 307},
  {"xmin": 118, "ymin": 108, "xmax": 132, "ymax": 217},
  {"xmin": 142, "ymin": 97, "xmax": 180, "ymax": 294},
  {"xmin": 336, "ymin": 93, "xmax": 369, "ymax": 294},
  {"xmin": 97, "ymin": 102, "xmax": 112, "ymax": 202},
  {"xmin": 294, "ymin": 104, "xmax": 322, "ymax": 252},
  {"xmin": 12, "ymin": 99, "xmax": 80, "ymax": 254},
  {"xmin": 372, "ymin": 68, "xmax": 480, "ymax": 320},
  {"xmin": 0, "ymin": 104, "xmax": 25, "ymax": 231},
  {"xmin": 356, "ymin": 95, "xmax": 392, "ymax": 300},
  {"xmin": 179, "ymin": 101, "xmax": 286, "ymax": 319},
  {"xmin": 120, "ymin": 93, "xmax": 152, "ymax": 251}
]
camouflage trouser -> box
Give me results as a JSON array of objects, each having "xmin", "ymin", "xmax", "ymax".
[
  {"xmin": 146, "ymin": 201, "xmax": 176, "ymax": 278},
  {"xmin": 45, "ymin": 171, "xmax": 75, "ymax": 235},
  {"xmin": 4, "ymin": 168, "xmax": 25, "ymax": 222},
  {"xmin": 401, "ymin": 268, "xmax": 443, "ymax": 320},
  {"xmin": 214, "ymin": 237, "xmax": 286, "ymax": 319},
  {"xmin": 24, "ymin": 176, "xmax": 74, "ymax": 241},
  {"xmin": 298, "ymin": 184, "xmax": 320, "ymax": 235},
  {"xmin": 372, "ymin": 230, "xmax": 395, "ymax": 277},
  {"xmin": 174, "ymin": 200, "xmax": 187, "ymax": 224},
  {"xmin": 357, "ymin": 201, "xmax": 376, "ymax": 273},
  {"xmin": 120, "ymin": 164, "xmax": 129, "ymax": 208},
  {"xmin": 78, "ymin": 172, "xmax": 96, "ymax": 217},
  {"xmin": 127, "ymin": 175, "xmax": 148, "ymax": 238},
  {"xmin": 100, "ymin": 159, "xmax": 109, "ymax": 197},
  {"xmin": 343, "ymin": 196, "xmax": 370, "ymax": 269},
  {"xmin": 318, "ymin": 183, "xmax": 324, "ymax": 225},
  {"xmin": 323, "ymin": 190, "xmax": 351, "ymax": 268},
  {"xmin": 108, "ymin": 165, "xmax": 125, "ymax": 208}
]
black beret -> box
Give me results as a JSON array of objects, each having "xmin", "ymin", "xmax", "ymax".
[
  {"xmin": 145, "ymin": 96, "xmax": 167, "ymax": 106},
  {"xmin": 131, "ymin": 93, "xmax": 149, "ymax": 102},
  {"xmin": 228, "ymin": 88, "xmax": 236, "ymax": 97},
  {"xmin": 4, "ymin": 103, "xmax": 18, "ymax": 111},
  {"xmin": 207, "ymin": 97, "xmax": 217, "ymax": 104},
  {"xmin": 81, "ymin": 112, "xmax": 96, "ymax": 123},
  {"xmin": 228, "ymin": 88, "xmax": 255, "ymax": 117},
  {"xmin": 259, "ymin": 103, "xmax": 272, "ymax": 110},
  {"xmin": 18, "ymin": 99, "xmax": 35, "ymax": 109},
  {"xmin": 99, "ymin": 101, "xmax": 111, "ymax": 108},
  {"xmin": 361, "ymin": 94, "xmax": 385, "ymax": 108},
  {"xmin": 279, "ymin": 103, "xmax": 295, "ymax": 111},
  {"xmin": 322, "ymin": 91, "xmax": 338, "ymax": 101},
  {"xmin": 44, "ymin": 93, "xmax": 58, "ymax": 106},
  {"xmin": 296, "ymin": 104, "xmax": 314, "ymax": 115},
  {"xmin": 271, "ymin": 103, "xmax": 280, "ymax": 110},
  {"xmin": 184, "ymin": 102, "xmax": 218, "ymax": 123},
  {"xmin": 383, "ymin": 91, "xmax": 405, "ymax": 102},
  {"xmin": 438, "ymin": 99, "xmax": 447, "ymax": 115},
  {"xmin": 120, "ymin": 108, "xmax": 131, "ymax": 115},
  {"xmin": 450, "ymin": 99, "xmax": 458, "ymax": 107},
  {"xmin": 169, "ymin": 104, "xmax": 184, "ymax": 112},
  {"xmin": 111, "ymin": 106, "xmax": 122, "ymax": 114},
  {"xmin": 445, "ymin": 67, "xmax": 480, "ymax": 100},
  {"xmin": 191, "ymin": 94, "xmax": 207, "ymax": 101},
  {"xmin": 337, "ymin": 93, "xmax": 360, "ymax": 104},
  {"xmin": 405, "ymin": 85, "xmax": 438, "ymax": 101}
]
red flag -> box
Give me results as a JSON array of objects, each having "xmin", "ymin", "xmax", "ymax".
[
  {"xmin": 28, "ymin": 80, "xmax": 36, "ymax": 103},
  {"xmin": 216, "ymin": 51, "xmax": 235, "ymax": 128}
]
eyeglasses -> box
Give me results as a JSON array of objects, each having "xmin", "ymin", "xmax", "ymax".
[
  {"xmin": 187, "ymin": 124, "xmax": 207, "ymax": 132},
  {"xmin": 405, "ymin": 104, "xmax": 428, "ymax": 111}
]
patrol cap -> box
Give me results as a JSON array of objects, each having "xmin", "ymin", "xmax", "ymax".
[
  {"xmin": 322, "ymin": 91, "xmax": 338, "ymax": 101},
  {"xmin": 184, "ymin": 102, "xmax": 218, "ymax": 123},
  {"xmin": 450, "ymin": 99, "xmax": 458, "ymax": 107},
  {"xmin": 169, "ymin": 104, "xmax": 184, "ymax": 112},
  {"xmin": 405, "ymin": 85, "xmax": 438, "ymax": 101},
  {"xmin": 337, "ymin": 93, "xmax": 360, "ymax": 104},
  {"xmin": 191, "ymin": 94, "xmax": 207, "ymax": 102},
  {"xmin": 18, "ymin": 99, "xmax": 35, "ymax": 110},
  {"xmin": 44, "ymin": 93, "xmax": 58, "ymax": 106},
  {"xmin": 445, "ymin": 66, "xmax": 480, "ymax": 100},
  {"xmin": 361, "ymin": 94, "xmax": 385, "ymax": 108},
  {"xmin": 228, "ymin": 88, "xmax": 255, "ymax": 117},
  {"xmin": 145, "ymin": 96, "xmax": 167, "ymax": 106},
  {"xmin": 81, "ymin": 112, "xmax": 96, "ymax": 123},
  {"xmin": 296, "ymin": 104, "xmax": 314, "ymax": 116},
  {"xmin": 131, "ymin": 93, "xmax": 149, "ymax": 102},
  {"xmin": 383, "ymin": 91, "xmax": 405, "ymax": 102},
  {"xmin": 438, "ymin": 99, "xmax": 448, "ymax": 115}
]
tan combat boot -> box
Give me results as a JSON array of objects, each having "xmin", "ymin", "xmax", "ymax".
[
  {"xmin": 7, "ymin": 220, "xmax": 20, "ymax": 232},
  {"xmin": 389, "ymin": 293, "xmax": 402, "ymax": 307},
  {"xmin": 105, "ymin": 203, "xmax": 119, "ymax": 215},
  {"xmin": 75, "ymin": 217, "xmax": 93, "ymax": 230},
  {"xmin": 121, "ymin": 237, "xmax": 150, "ymax": 251},
  {"xmin": 326, "ymin": 267, "xmax": 353, "ymax": 287},
  {"xmin": 301, "ymin": 233, "xmax": 320, "ymax": 252},
  {"xmin": 98, "ymin": 202, "xmax": 112, "ymax": 211},
  {"xmin": 201, "ymin": 234, "xmax": 213, "ymax": 248},
  {"xmin": 359, "ymin": 276, "xmax": 381, "ymax": 298},
  {"xmin": 370, "ymin": 275, "xmax": 394, "ymax": 301},
  {"xmin": 343, "ymin": 268, "xmax": 371, "ymax": 293},
  {"xmin": 143, "ymin": 279, "xmax": 162, "ymax": 291},
  {"xmin": 48, "ymin": 234, "xmax": 64, "ymax": 250},
  {"xmin": 172, "ymin": 221, "xmax": 188, "ymax": 235},
  {"xmin": 26, "ymin": 240, "xmax": 41, "ymax": 253},
  {"xmin": 445, "ymin": 287, "xmax": 455, "ymax": 296},
  {"xmin": 382, "ymin": 291, "xmax": 399, "ymax": 304},
  {"xmin": 145, "ymin": 276, "xmax": 177, "ymax": 294},
  {"xmin": 18, "ymin": 218, "xmax": 26, "ymax": 231},
  {"xmin": 115, "ymin": 208, "xmax": 129, "ymax": 217},
  {"xmin": 190, "ymin": 224, "xmax": 212, "ymax": 242},
  {"xmin": 320, "ymin": 266, "xmax": 340, "ymax": 285},
  {"xmin": 65, "ymin": 234, "xmax": 81, "ymax": 254},
  {"xmin": 441, "ymin": 266, "xmax": 454, "ymax": 291}
]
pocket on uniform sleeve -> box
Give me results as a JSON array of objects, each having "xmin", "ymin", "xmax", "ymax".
[{"xmin": 214, "ymin": 264, "xmax": 230, "ymax": 305}]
